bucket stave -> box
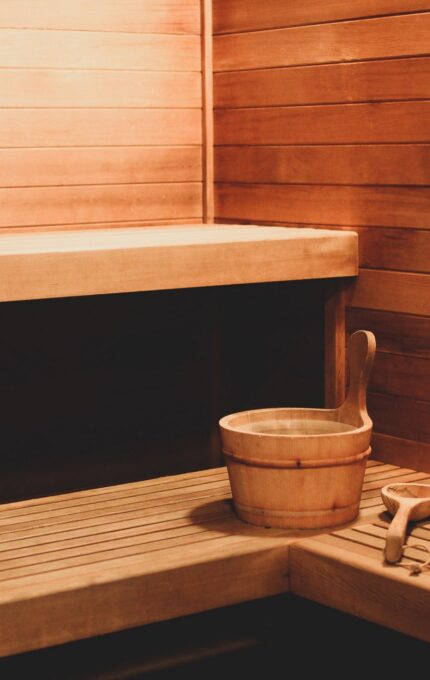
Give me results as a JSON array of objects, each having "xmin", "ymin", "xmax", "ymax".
[{"xmin": 219, "ymin": 330, "xmax": 376, "ymax": 530}]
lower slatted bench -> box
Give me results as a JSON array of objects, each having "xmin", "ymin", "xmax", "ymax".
[{"xmin": 1, "ymin": 460, "xmax": 428, "ymax": 656}]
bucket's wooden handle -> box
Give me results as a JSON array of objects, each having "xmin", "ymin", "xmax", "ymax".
[
  {"xmin": 384, "ymin": 503, "xmax": 411, "ymax": 564},
  {"xmin": 339, "ymin": 330, "xmax": 376, "ymax": 425}
]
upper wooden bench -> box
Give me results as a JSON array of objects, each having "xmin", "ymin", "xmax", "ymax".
[{"xmin": 0, "ymin": 224, "xmax": 357, "ymax": 301}]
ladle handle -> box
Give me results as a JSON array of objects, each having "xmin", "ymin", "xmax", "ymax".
[
  {"xmin": 385, "ymin": 504, "xmax": 411, "ymax": 564},
  {"xmin": 340, "ymin": 330, "xmax": 376, "ymax": 423}
]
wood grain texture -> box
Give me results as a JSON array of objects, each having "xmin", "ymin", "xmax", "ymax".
[
  {"xmin": 202, "ymin": 0, "xmax": 214, "ymax": 222},
  {"xmin": 0, "ymin": 225, "xmax": 357, "ymax": 301},
  {"xmin": 372, "ymin": 433, "xmax": 430, "ymax": 473},
  {"xmin": 0, "ymin": 70, "xmax": 201, "ymax": 108},
  {"xmin": 370, "ymin": 352, "xmax": 430, "ymax": 401},
  {"xmin": 215, "ymin": 184, "xmax": 430, "ymax": 229},
  {"xmin": 215, "ymin": 145, "xmax": 430, "ymax": 186},
  {"xmin": 0, "ymin": 467, "xmax": 291, "ymax": 656},
  {"xmin": 213, "ymin": 0, "xmax": 430, "ymax": 34},
  {"xmin": 214, "ymin": 57, "xmax": 430, "ymax": 108},
  {"xmin": 0, "ymin": 184, "xmax": 202, "ymax": 229},
  {"xmin": 0, "ymin": 30, "xmax": 200, "ymax": 70},
  {"xmin": 347, "ymin": 308, "xmax": 430, "ymax": 358},
  {"xmin": 368, "ymin": 392, "xmax": 430, "ymax": 442},
  {"xmin": 351, "ymin": 270, "xmax": 430, "ymax": 316},
  {"xmin": 0, "ymin": 218, "xmax": 203, "ymax": 235},
  {"xmin": 324, "ymin": 282, "xmax": 348, "ymax": 408},
  {"xmin": 215, "ymin": 102, "xmax": 430, "ymax": 145},
  {"xmin": 214, "ymin": 14, "xmax": 430, "ymax": 71},
  {"xmin": 0, "ymin": 1, "xmax": 204, "ymax": 229},
  {"xmin": 289, "ymin": 520, "xmax": 430, "ymax": 643},
  {"xmin": 351, "ymin": 227, "xmax": 430, "ymax": 272},
  {"xmin": 0, "ymin": 147, "xmax": 202, "ymax": 187},
  {"xmin": 0, "ymin": 109, "xmax": 202, "ymax": 147},
  {"xmin": 0, "ymin": 0, "xmax": 200, "ymax": 34}
]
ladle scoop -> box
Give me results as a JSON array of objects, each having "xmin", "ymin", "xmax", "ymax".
[{"xmin": 381, "ymin": 483, "xmax": 430, "ymax": 563}]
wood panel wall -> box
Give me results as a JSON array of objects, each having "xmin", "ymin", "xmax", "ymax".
[
  {"xmin": 213, "ymin": 1, "xmax": 430, "ymax": 471},
  {"xmin": 0, "ymin": 0, "xmax": 203, "ymax": 229}
]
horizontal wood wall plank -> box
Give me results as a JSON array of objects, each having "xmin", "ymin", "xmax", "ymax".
[
  {"xmin": 215, "ymin": 184, "xmax": 430, "ymax": 229},
  {"xmin": 0, "ymin": 184, "xmax": 202, "ymax": 228},
  {"xmin": 0, "ymin": 109, "xmax": 202, "ymax": 147},
  {"xmin": 0, "ymin": 2, "xmax": 204, "ymax": 231},
  {"xmin": 351, "ymin": 270, "xmax": 430, "ymax": 315},
  {"xmin": 214, "ymin": 102, "xmax": 430, "ymax": 145},
  {"xmin": 370, "ymin": 352, "xmax": 430, "ymax": 401},
  {"xmin": 214, "ymin": 57, "xmax": 430, "ymax": 108},
  {"xmin": 347, "ymin": 308, "xmax": 430, "ymax": 358},
  {"xmin": 0, "ymin": 70, "xmax": 201, "ymax": 108},
  {"xmin": 214, "ymin": 14, "xmax": 430, "ymax": 71},
  {"xmin": 368, "ymin": 392, "xmax": 430, "ymax": 443},
  {"xmin": 0, "ymin": 30, "xmax": 200, "ymax": 71},
  {"xmin": 213, "ymin": 0, "xmax": 430, "ymax": 34},
  {"xmin": 352, "ymin": 227, "xmax": 430, "ymax": 272},
  {"xmin": 1, "ymin": 219, "xmax": 203, "ymax": 235},
  {"xmin": 0, "ymin": 147, "xmax": 202, "ymax": 187},
  {"xmin": 214, "ymin": 145, "xmax": 430, "ymax": 185},
  {"xmin": 0, "ymin": 1, "xmax": 200, "ymax": 34},
  {"xmin": 372, "ymin": 433, "xmax": 430, "ymax": 472}
]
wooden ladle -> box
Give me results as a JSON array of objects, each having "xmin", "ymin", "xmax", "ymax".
[{"xmin": 381, "ymin": 483, "xmax": 430, "ymax": 564}]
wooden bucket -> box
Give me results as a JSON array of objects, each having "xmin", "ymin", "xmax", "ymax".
[{"xmin": 219, "ymin": 330, "xmax": 376, "ymax": 529}]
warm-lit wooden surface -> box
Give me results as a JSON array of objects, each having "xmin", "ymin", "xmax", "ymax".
[
  {"xmin": 213, "ymin": 1, "xmax": 429, "ymax": 36},
  {"xmin": 0, "ymin": 0, "xmax": 203, "ymax": 229},
  {"xmin": 214, "ymin": 14, "xmax": 429, "ymax": 72},
  {"xmin": 0, "ymin": 1, "xmax": 201, "ymax": 33},
  {"xmin": 201, "ymin": 0, "xmax": 214, "ymax": 222},
  {"xmin": 213, "ymin": 2, "xmax": 430, "ymax": 472},
  {"xmin": 0, "ymin": 467, "xmax": 291, "ymax": 657},
  {"xmin": 0, "ymin": 225, "xmax": 357, "ymax": 301},
  {"xmin": 0, "ymin": 460, "xmax": 428, "ymax": 656}
]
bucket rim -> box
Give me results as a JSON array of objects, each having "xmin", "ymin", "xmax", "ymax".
[{"xmin": 219, "ymin": 405, "xmax": 371, "ymax": 439}]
